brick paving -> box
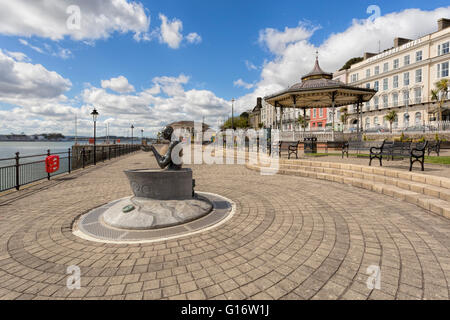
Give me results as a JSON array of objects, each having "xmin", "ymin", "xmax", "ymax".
[{"xmin": 0, "ymin": 151, "xmax": 449, "ymax": 300}]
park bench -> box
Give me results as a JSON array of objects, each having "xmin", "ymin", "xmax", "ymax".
[
  {"xmin": 272, "ymin": 141, "xmax": 300, "ymax": 159},
  {"xmin": 342, "ymin": 141, "xmax": 382, "ymax": 158},
  {"xmin": 369, "ymin": 141, "xmax": 428, "ymax": 171},
  {"xmin": 427, "ymin": 140, "xmax": 441, "ymax": 156}
]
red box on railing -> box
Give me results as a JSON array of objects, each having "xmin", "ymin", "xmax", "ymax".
[{"xmin": 45, "ymin": 155, "xmax": 60, "ymax": 174}]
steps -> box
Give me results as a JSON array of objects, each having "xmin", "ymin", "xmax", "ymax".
[{"xmin": 246, "ymin": 159, "xmax": 450, "ymax": 220}]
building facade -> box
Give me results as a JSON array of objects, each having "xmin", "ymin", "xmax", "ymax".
[{"xmin": 337, "ymin": 18, "xmax": 450, "ymax": 131}]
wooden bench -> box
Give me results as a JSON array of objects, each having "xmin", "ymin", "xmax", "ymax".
[
  {"xmin": 272, "ymin": 141, "xmax": 300, "ymax": 159},
  {"xmin": 369, "ymin": 141, "xmax": 428, "ymax": 171},
  {"xmin": 342, "ymin": 141, "xmax": 382, "ymax": 158}
]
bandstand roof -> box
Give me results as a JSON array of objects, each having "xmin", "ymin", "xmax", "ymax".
[{"xmin": 264, "ymin": 57, "xmax": 377, "ymax": 108}]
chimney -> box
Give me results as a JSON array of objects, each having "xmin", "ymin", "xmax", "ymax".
[
  {"xmin": 363, "ymin": 52, "xmax": 377, "ymax": 60},
  {"xmin": 394, "ymin": 37, "xmax": 412, "ymax": 47},
  {"xmin": 438, "ymin": 18, "xmax": 450, "ymax": 31},
  {"xmin": 257, "ymin": 97, "xmax": 262, "ymax": 108}
]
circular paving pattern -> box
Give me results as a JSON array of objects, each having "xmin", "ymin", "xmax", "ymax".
[
  {"xmin": 74, "ymin": 192, "xmax": 234, "ymax": 244},
  {"xmin": 0, "ymin": 152, "xmax": 449, "ymax": 300}
]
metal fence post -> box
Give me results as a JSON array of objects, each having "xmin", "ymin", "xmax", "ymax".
[
  {"xmin": 68, "ymin": 148, "xmax": 71, "ymax": 174},
  {"xmin": 47, "ymin": 150, "xmax": 51, "ymax": 180},
  {"xmin": 15, "ymin": 152, "xmax": 20, "ymax": 190},
  {"xmin": 82, "ymin": 148, "xmax": 86, "ymax": 168}
]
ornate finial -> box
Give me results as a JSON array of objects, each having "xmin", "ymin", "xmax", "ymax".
[{"xmin": 315, "ymin": 50, "xmax": 319, "ymax": 61}]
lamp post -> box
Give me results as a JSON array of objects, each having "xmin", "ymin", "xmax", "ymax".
[
  {"xmin": 141, "ymin": 129, "xmax": 144, "ymax": 144},
  {"xmin": 231, "ymin": 98, "xmax": 235, "ymax": 130},
  {"xmin": 91, "ymin": 108, "xmax": 99, "ymax": 165},
  {"xmin": 131, "ymin": 124, "xmax": 134, "ymax": 145}
]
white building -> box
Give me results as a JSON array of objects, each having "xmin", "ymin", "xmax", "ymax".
[{"xmin": 336, "ymin": 18, "xmax": 450, "ymax": 131}]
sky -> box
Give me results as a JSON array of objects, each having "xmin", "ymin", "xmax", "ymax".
[{"xmin": 0, "ymin": 0, "xmax": 449, "ymax": 137}]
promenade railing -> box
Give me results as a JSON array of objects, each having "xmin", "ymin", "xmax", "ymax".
[{"xmin": 0, "ymin": 144, "xmax": 140, "ymax": 193}]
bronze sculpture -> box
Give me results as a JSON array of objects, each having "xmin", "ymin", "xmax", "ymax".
[{"xmin": 149, "ymin": 126, "xmax": 182, "ymax": 171}]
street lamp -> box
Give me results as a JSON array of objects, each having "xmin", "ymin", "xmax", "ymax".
[
  {"xmin": 91, "ymin": 108, "xmax": 99, "ymax": 165},
  {"xmin": 231, "ymin": 98, "xmax": 235, "ymax": 130},
  {"xmin": 131, "ymin": 124, "xmax": 134, "ymax": 145},
  {"xmin": 141, "ymin": 129, "xmax": 144, "ymax": 144}
]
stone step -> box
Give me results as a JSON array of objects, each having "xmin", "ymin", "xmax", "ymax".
[
  {"xmin": 246, "ymin": 164, "xmax": 450, "ymax": 220},
  {"xmin": 277, "ymin": 163, "xmax": 450, "ymax": 202},
  {"xmin": 278, "ymin": 159, "xmax": 450, "ymax": 189}
]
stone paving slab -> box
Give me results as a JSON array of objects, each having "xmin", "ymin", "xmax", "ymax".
[{"xmin": 0, "ymin": 151, "xmax": 449, "ymax": 300}]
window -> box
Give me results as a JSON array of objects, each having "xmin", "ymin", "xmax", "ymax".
[
  {"xmin": 374, "ymin": 66, "xmax": 380, "ymax": 75},
  {"xmin": 313, "ymin": 109, "xmax": 317, "ymax": 118},
  {"xmin": 366, "ymin": 69, "xmax": 371, "ymax": 78},
  {"xmin": 438, "ymin": 42, "xmax": 449, "ymax": 55},
  {"xmin": 383, "ymin": 62, "xmax": 389, "ymax": 73},
  {"xmin": 374, "ymin": 96, "xmax": 379, "ymax": 109},
  {"xmin": 393, "ymin": 93, "xmax": 399, "ymax": 107},
  {"xmin": 374, "ymin": 117, "xmax": 379, "ymax": 126},
  {"xmin": 393, "ymin": 59, "xmax": 399, "ymax": 69},
  {"xmin": 403, "ymin": 91, "xmax": 410, "ymax": 106},
  {"xmin": 415, "ymin": 112, "xmax": 422, "ymax": 126},
  {"xmin": 383, "ymin": 78, "xmax": 388, "ymax": 91},
  {"xmin": 366, "ymin": 83, "xmax": 371, "ymax": 89},
  {"xmin": 374, "ymin": 81, "xmax": 379, "ymax": 91},
  {"xmin": 403, "ymin": 72, "xmax": 410, "ymax": 86},
  {"xmin": 414, "ymin": 88, "xmax": 422, "ymax": 104},
  {"xmin": 416, "ymin": 51, "xmax": 423, "ymax": 62},
  {"xmin": 351, "ymin": 73, "xmax": 358, "ymax": 83},
  {"xmin": 404, "ymin": 55, "xmax": 410, "ymax": 66},
  {"xmin": 383, "ymin": 95, "xmax": 388, "ymax": 108},
  {"xmin": 393, "ymin": 75, "xmax": 399, "ymax": 88},
  {"xmin": 415, "ymin": 69, "xmax": 422, "ymax": 83},
  {"xmin": 437, "ymin": 62, "xmax": 449, "ymax": 78},
  {"xmin": 319, "ymin": 109, "xmax": 323, "ymax": 117},
  {"xmin": 365, "ymin": 118, "xmax": 370, "ymax": 129}
]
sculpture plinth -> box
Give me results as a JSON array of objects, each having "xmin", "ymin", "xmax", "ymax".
[{"xmin": 125, "ymin": 168, "xmax": 193, "ymax": 200}]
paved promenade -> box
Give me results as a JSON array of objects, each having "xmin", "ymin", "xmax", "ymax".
[{"xmin": 0, "ymin": 151, "xmax": 449, "ymax": 300}]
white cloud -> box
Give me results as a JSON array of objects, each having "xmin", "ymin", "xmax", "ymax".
[
  {"xmin": 245, "ymin": 60, "xmax": 258, "ymax": 71},
  {"xmin": 0, "ymin": 0, "xmax": 151, "ymax": 41},
  {"xmin": 186, "ymin": 32, "xmax": 202, "ymax": 44},
  {"xmin": 158, "ymin": 14, "xmax": 202, "ymax": 49},
  {"xmin": 101, "ymin": 76, "xmax": 135, "ymax": 93},
  {"xmin": 0, "ymin": 49, "xmax": 71, "ymax": 106},
  {"xmin": 19, "ymin": 39, "xmax": 44, "ymax": 53},
  {"xmin": 81, "ymin": 74, "xmax": 230, "ymax": 135},
  {"xmin": 159, "ymin": 14, "xmax": 184, "ymax": 49},
  {"xmin": 4, "ymin": 50, "xmax": 29, "ymax": 62},
  {"xmin": 234, "ymin": 79, "xmax": 254, "ymax": 90},
  {"xmin": 236, "ymin": 6, "xmax": 450, "ymax": 113}
]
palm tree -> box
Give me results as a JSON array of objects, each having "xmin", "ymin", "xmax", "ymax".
[
  {"xmin": 340, "ymin": 107, "xmax": 349, "ymax": 131},
  {"xmin": 431, "ymin": 79, "xmax": 449, "ymax": 129},
  {"xmin": 297, "ymin": 115, "xmax": 309, "ymax": 133},
  {"xmin": 384, "ymin": 110, "xmax": 397, "ymax": 133}
]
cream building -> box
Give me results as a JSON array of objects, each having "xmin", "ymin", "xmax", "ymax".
[{"xmin": 335, "ymin": 18, "xmax": 450, "ymax": 131}]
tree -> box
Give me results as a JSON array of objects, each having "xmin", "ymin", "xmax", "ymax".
[
  {"xmin": 431, "ymin": 78, "xmax": 449, "ymax": 129},
  {"xmin": 221, "ymin": 115, "xmax": 249, "ymax": 130},
  {"xmin": 384, "ymin": 110, "xmax": 397, "ymax": 133},
  {"xmin": 297, "ymin": 115, "xmax": 309, "ymax": 133},
  {"xmin": 339, "ymin": 57, "xmax": 364, "ymax": 71},
  {"xmin": 340, "ymin": 107, "xmax": 349, "ymax": 127}
]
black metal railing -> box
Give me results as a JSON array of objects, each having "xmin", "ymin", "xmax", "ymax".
[{"xmin": 0, "ymin": 144, "xmax": 140, "ymax": 192}]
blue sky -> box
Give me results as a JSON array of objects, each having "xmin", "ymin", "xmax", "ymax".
[{"xmin": 0, "ymin": 1, "xmax": 449, "ymax": 136}]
